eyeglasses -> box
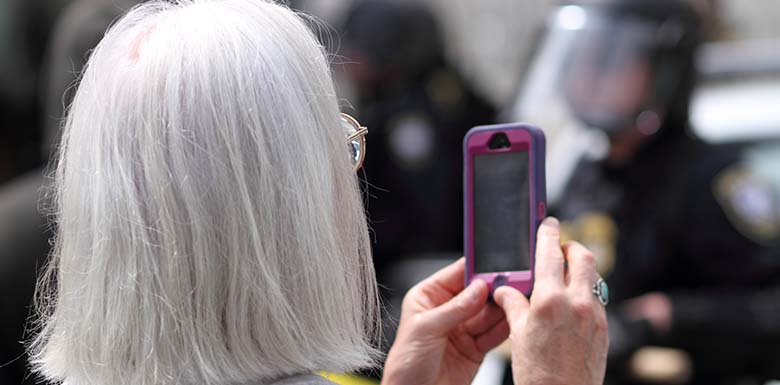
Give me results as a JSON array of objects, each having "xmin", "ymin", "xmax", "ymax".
[{"xmin": 341, "ymin": 113, "xmax": 368, "ymax": 171}]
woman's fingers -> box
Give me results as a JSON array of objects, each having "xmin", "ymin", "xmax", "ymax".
[
  {"xmin": 475, "ymin": 319, "xmax": 510, "ymax": 353},
  {"xmin": 463, "ymin": 302, "xmax": 506, "ymax": 336},
  {"xmin": 493, "ymin": 286, "xmax": 530, "ymax": 323},
  {"xmin": 534, "ymin": 217, "xmax": 566, "ymax": 287},
  {"xmin": 417, "ymin": 257, "xmax": 467, "ymax": 297},
  {"xmin": 562, "ymin": 241, "xmax": 598, "ymax": 292},
  {"xmin": 417, "ymin": 279, "xmax": 489, "ymax": 335},
  {"xmin": 496, "ymin": 224, "xmax": 609, "ymax": 385}
]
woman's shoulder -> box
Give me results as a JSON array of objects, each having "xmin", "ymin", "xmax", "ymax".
[{"xmin": 268, "ymin": 374, "xmax": 338, "ymax": 385}]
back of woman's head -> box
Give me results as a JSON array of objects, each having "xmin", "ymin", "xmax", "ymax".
[{"xmin": 30, "ymin": 1, "xmax": 379, "ymax": 384}]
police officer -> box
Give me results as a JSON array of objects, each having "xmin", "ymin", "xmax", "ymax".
[
  {"xmin": 524, "ymin": 0, "xmax": 780, "ymax": 383},
  {"xmin": 337, "ymin": 1, "xmax": 496, "ymax": 272},
  {"xmin": 335, "ymin": 2, "xmax": 498, "ymax": 360}
]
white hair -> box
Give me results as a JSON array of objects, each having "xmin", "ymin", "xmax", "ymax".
[{"xmin": 30, "ymin": 1, "xmax": 380, "ymax": 384}]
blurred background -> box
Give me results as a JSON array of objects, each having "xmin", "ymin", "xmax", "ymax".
[{"xmin": 1, "ymin": 0, "xmax": 779, "ymax": 384}]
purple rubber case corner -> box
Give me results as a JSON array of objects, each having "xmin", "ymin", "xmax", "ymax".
[{"xmin": 463, "ymin": 123, "xmax": 547, "ymax": 297}]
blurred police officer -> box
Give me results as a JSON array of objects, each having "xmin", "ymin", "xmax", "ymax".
[
  {"xmin": 521, "ymin": 0, "xmax": 780, "ymax": 383},
  {"xmin": 337, "ymin": 1, "xmax": 496, "ymax": 272},
  {"xmin": 335, "ymin": 1, "xmax": 497, "ymax": 358}
]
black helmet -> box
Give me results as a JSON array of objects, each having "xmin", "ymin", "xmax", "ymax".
[{"xmin": 339, "ymin": 0, "xmax": 444, "ymax": 91}]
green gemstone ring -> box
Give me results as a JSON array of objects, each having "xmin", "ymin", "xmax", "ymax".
[{"xmin": 593, "ymin": 278, "xmax": 609, "ymax": 306}]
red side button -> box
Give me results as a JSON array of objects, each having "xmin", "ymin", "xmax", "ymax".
[{"xmin": 537, "ymin": 201, "xmax": 546, "ymax": 218}]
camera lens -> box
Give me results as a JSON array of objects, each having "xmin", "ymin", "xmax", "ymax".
[{"xmin": 488, "ymin": 133, "xmax": 511, "ymax": 149}]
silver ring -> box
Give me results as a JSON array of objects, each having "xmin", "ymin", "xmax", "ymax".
[{"xmin": 592, "ymin": 278, "xmax": 609, "ymax": 306}]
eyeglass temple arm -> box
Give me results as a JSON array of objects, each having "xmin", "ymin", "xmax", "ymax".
[{"xmin": 345, "ymin": 127, "xmax": 368, "ymax": 142}]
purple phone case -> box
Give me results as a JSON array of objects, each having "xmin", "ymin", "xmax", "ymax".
[{"xmin": 463, "ymin": 123, "xmax": 547, "ymax": 296}]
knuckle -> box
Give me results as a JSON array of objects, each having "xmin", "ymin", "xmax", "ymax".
[
  {"xmin": 450, "ymin": 295, "xmax": 470, "ymax": 316},
  {"xmin": 401, "ymin": 286, "xmax": 421, "ymax": 308},
  {"xmin": 571, "ymin": 297, "xmax": 594, "ymax": 319},
  {"xmin": 568, "ymin": 243, "xmax": 596, "ymax": 265},
  {"xmin": 580, "ymin": 250, "xmax": 597, "ymax": 266},
  {"xmin": 408, "ymin": 312, "xmax": 428, "ymax": 331},
  {"xmin": 534, "ymin": 290, "xmax": 567, "ymax": 318},
  {"xmin": 539, "ymin": 223, "xmax": 560, "ymax": 239},
  {"xmin": 539, "ymin": 248, "xmax": 564, "ymax": 265}
]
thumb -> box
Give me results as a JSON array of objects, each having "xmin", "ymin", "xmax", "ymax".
[
  {"xmin": 418, "ymin": 279, "xmax": 489, "ymax": 335},
  {"xmin": 493, "ymin": 286, "xmax": 530, "ymax": 324}
]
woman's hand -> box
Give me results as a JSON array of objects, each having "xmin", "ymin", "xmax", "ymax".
[
  {"xmin": 494, "ymin": 218, "xmax": 609, "ymax": 385},
  {"xmin": 381, "ymin": 258, "xmax": 509, "ymax": 385}
]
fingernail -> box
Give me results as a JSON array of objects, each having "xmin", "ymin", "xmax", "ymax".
[
  {"xmin": 542, "ymin": 217, "xmax": 560, "ymax": 229},
  {"xmin": 492, "ymin": 286, "xmax": 504, "ymax": 301},
  {"xmin": 493, "ymin": 286, "xmax": 508, "ymax": 305},
  {"xmin": 465, "ymin": 280, "xmax": 484, "ymax": 302}
]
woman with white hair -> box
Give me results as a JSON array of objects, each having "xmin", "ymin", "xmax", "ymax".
[{"xmin": 29, "ymin": 1, "xmax": 608, "ymax": 384}]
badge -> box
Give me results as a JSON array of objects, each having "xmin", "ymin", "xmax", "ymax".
[
  {"xmin": 713, "ymin": 166, "xmax": 780, "ymax": 246},
  {"xmin": 561, "ymin": 212, "xmax": 618, "ymax": 277}
]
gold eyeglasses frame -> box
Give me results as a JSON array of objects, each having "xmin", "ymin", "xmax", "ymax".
[{"xmin": 341, "ymin": 113, "xmax": 368, "ymax": 171}]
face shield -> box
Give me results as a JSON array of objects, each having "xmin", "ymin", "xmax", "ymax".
[
  {"xmin": 562, "ymin": 15, "xmax": 659, "ymax": 135},
  {"xmin": 521, "ymin": 5, "xmax": 688, "ymax": 134},
  {"xmin": 510, "ymin": 4, "xmax": 691, "ymax": 203}
]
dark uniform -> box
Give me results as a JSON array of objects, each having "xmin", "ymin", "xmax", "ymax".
[
  {"xmin": 559, "ymin": 130, "xmax": 780, "ymax": 384},
  {"xmin": 338, "ymin": 1, "xmax": 496, "ymax": 271},
  {"xmin": 520, "ymin": 0, "xmax": 780, "ymax": 383},
  {"xmin": 336, "ymin": 1, "xmax": 496, "ymax": 359}
]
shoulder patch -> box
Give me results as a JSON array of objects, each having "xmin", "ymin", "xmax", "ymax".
[{"xmin": 713, "ymin": 166, "xmax": 780, "ymax": 246}]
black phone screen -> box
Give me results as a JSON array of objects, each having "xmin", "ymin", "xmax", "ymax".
[{"xmin": 473, "ymin": 151, "xmax": 530, "ymax": 273}]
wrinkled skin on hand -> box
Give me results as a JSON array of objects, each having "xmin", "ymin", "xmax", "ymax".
[
  {"xmin": 381, "ymin": 258, "xmax": 509, "ymax": 385},
  {"xmin": 494, "ymin": 218, "xmax": 609, "ymax": 385},
  {"xmin": 382, "ymin": 218, "xmax": 608, "ymax": 385}
]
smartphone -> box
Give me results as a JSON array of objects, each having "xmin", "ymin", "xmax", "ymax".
[{"xmin": 464, "ymin": 123, "xmax": 546, "ymax": 296}]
